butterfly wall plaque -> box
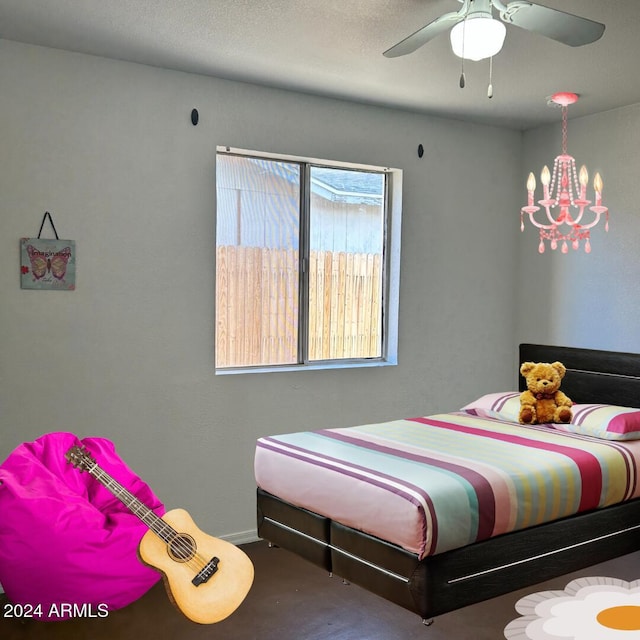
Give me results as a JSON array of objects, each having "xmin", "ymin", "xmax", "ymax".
[{"xmin": 20, "ymin": 238, "xmax": 76, "ymax": 290}]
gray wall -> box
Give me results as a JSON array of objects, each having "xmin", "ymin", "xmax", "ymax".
[{"xmin": 1, "ymin": 39, "xmax": 519, "ymax": 541}]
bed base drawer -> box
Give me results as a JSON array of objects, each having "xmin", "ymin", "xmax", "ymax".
[
  {"xmin": 330, "ymin": 522, "xmax": 427, "ymax": 615},
  {"xmin": 257, "ymin": 488, "xmax": 331, "ymax": 571}
]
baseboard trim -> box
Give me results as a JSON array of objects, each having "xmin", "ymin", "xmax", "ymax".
[{"xmin": 221, "ymin": 529, "xmax": 261, "ymax": 546}]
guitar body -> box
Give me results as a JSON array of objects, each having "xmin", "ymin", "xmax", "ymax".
[{"xmin": 138, "ymin": 508, "xmax": 254, "ymax": 624}]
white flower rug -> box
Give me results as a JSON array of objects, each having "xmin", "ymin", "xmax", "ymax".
[{"xmin": 504, "ymin": 577, "xmax": 640, "ymax": 639}]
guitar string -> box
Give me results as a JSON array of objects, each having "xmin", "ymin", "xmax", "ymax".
[
  {"xmin": 91, "ymin": 465, "xmax": 213, "ymax": 573},
  {"xmin": 70, "ymin": 452, "xmax": 216, "ymax": 574},
  {"xmin": 113, "ymin": 480, "xmax": 211, "ymax": 571}
]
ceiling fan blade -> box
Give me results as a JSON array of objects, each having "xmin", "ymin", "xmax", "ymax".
[
  {"xmin": 500, "ymin": 1, "xmax": 605, "ymax": 47},
  {"xmin": 383, "ymin": 11, "xmax": 464, "ymax": 58}
]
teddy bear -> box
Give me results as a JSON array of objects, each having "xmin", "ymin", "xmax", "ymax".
[{"xmin": 518, "ymin": 360, "xmax": 573, "ymax": 425}]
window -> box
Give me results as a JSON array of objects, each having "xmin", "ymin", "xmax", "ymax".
[{"xmin": 215, "ymin": 148, "xmax": 401, "ymax": 372}]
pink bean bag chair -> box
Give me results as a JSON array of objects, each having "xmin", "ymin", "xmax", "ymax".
[{"xmin": 0, "ymin": 432, "xmax": 164, "ymax": 620}]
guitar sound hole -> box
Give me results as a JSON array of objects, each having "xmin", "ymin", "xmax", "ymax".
[{"xmin": 167, "ymin": 533, "xmax": 197, "ymax": 563}]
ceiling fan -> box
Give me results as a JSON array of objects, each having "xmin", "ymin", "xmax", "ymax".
[{"xmin": 383, "ymin": 0, "xmax": 605, "ymax": 61}]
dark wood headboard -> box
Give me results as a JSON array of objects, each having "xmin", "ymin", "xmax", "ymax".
[{"xmin": 519, "ymin": 344, "xmax": 640, "ymax": 407}]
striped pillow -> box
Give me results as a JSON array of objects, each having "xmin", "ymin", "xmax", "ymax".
[
  {"xmin": 553, "ymin": 404, "xmax": 640, "ymax": 441},
  {"xmin": 460, "ymin": 392, "xmax": 521, "ymax": 423}
]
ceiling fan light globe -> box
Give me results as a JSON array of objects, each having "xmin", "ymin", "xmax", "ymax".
[{"xmin": 450, "ymin": 16, "xmax": 506, "ymax": 61}]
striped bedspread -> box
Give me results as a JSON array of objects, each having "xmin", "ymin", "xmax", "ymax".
[{"xmin": 254, "ymin": 411, "xmax": 640, "ymax": 559}]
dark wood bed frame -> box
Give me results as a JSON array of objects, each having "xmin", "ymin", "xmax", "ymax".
[{"xmin": 256, "ymin": 344, "xmax": 640, "ymax": 621}]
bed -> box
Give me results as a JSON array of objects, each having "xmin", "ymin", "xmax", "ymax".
[{"xmin": 255, "ymin": 344, "xmax": 640, "ymax": 621}]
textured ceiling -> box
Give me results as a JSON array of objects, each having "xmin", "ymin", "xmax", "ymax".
[{"xmin": 1, "ymin": 0, "xmax": 639, "ymax": 130}]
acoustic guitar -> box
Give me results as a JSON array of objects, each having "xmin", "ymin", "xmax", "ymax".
[{"xmin": 65, "ymin": 445, "xmax": 254, "ymax": 624}]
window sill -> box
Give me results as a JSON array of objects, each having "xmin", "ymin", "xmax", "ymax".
[{"xmin": 215, "ymin": 358, "xmax": 397, "ymax": 375}]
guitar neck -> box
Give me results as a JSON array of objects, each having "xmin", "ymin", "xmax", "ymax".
[{"xmin": 86, "ymin": 463, "xmax": 174, "ymax": 543}]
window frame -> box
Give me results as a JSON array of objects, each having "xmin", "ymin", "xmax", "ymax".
[{"xmin": 215, "ymin": 146, "xmax": 401, "ymax": 374}]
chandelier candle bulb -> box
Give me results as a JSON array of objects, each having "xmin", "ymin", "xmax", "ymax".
[
  {"xmin": 541, "ymin": 165, "xmax": 551, "ymax": 200},
  {"xmin": 579, "ymin": 165, "xmax": 589, "ymax": 199},
  {"xmin": 527, "ymin": 173, "xmax": 536, "ymax": 205},
  {"xmin": 594, "ymin": 172, "xmax": 603, "ymax": 205},
  {"xmin": 579, "ymin": 166, "xmax": 589, "ymax": 184}
]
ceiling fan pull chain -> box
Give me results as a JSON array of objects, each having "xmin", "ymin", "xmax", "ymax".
[
  {"xmin": 487, "ymin": 56, "xmax": 494, "ymax": 98},
  {"xmin": 459, "ymin": 15, "xmax": 467, "ymax": 88}
]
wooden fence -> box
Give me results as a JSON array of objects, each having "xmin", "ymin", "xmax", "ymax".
[{"xmin": 215, "ymin": 246, "xmax": 382, "ymax": 367}]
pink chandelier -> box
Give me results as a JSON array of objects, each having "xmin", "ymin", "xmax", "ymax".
[{"xmin": 521, "ymin": 92, "xmax": 609, "ymax": 254}]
